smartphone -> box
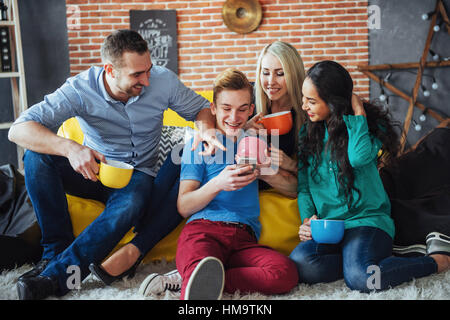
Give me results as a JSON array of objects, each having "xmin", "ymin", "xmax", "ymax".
[
  {"xmin": 236, "ymin": 156, "xmax": 257, "ymax": 165},
  {"xmin": 236, "ymin": 156, "xmax": 256, "ymax": 176}
]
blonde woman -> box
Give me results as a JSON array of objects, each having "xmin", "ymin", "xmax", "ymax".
[{"xmin": 248, "ymin": 41, "xmax": 306, "ymax": 198}]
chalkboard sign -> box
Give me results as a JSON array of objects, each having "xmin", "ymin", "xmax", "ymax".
[{"xmin": 130, "ymin": 10, "xmax": 178, "ymax": 75}]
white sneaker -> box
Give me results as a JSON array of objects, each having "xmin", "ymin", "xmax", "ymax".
[
  {"xmin": 139, "ymin": 269, "xmax": 182, "ymax": 296},
  {"xmin": 426, "ymin": 232, "xmax": 450, "ymax": 256},
  {"xmin": 184, "ymin": 256, "xmax": 224, "ymax": 300}
]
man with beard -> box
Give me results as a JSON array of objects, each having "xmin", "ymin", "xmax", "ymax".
[{"xmin": 8, "ymin": 29, "xmax": 221, "ymax": 300}]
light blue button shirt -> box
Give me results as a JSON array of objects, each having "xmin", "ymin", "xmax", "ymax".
[{"xmin": 14, "ymin": 66, "xmax": 210, "ymax": 176}]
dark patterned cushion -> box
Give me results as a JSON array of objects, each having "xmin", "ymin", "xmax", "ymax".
[{"xmin": 155, "ymin": 125, "xmax": 187, "ymax": 172}]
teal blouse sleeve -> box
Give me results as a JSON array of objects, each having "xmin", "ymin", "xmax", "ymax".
[
  {"xmin": 343, "ymin": 115, "xmax": 382, "ymax": 168},
  {"xmin": 297, "ymin": 124, "xmax": 317, "ymax": 221},
  {"xmin": 297, "ymin": 164, "xmax": 317, "ymax": 221}
]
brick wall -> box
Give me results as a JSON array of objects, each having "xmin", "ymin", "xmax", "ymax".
[{"xmin": 66, "ymin": 0, "xmax": 370, "ymax": 98}]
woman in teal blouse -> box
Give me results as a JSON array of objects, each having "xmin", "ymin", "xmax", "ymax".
[{"xmin": 289, "ymin": 61, "xmax": 449, "ymax": 292}]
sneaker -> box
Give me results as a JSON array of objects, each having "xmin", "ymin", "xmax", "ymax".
[
  {"xmin": 184, "ymin": 256, "xmax": 224, "ymax": 300},
  {"xmin": 426, "ymin": 232, "xmax": 450, "ymax": 256},
  {"xmin": 392, "ymin": 244, "xmax": 427, "ymax": 257},
  {"xmin": 139, "ymin": 269, "xmax": 182, "ymax": 296}
]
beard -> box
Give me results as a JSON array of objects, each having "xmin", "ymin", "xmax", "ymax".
[{"xmin": 118, "ymin": 82, "xmax": 144, "ymax": 97}]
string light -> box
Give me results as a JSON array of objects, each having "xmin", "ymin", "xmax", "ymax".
[
  {"xmin": 420, "ymin": 74, "xmax": 439, "ymax": 96},
  {"xmin": 384, "ymin": 70, "xmax": 439, "ymax": 98},
  {"xmin": 433, "ymin": 20, "xmax": 442, "ymax": 32},
  {"xmin": 419, "ymin": 114, "xmax": 427, "ymax": 122},
  {"xmin": 429, "ymin": 49, "xmax": 440, "ymax": 61},
  {"xmin": 413, "ymin": 120, "xmax": 422, "ymax": 132},
  {"xmin": 419, "ymin": 109, "xmax": 428, "ymax": 122},
  {"xmin": 421, "ymin": 11, "xmax": 435, "ymax": 20},
  {"xmin": 431, "ymin": 80, "xmax": 439, "ymax": 90},
  {"xmin": 382, "ymin": 94, "xmax": 396, "ymax": 111},
  {"xmin": 378, "ymin": 73, "xmax": 391, "ymax": 103},
  {"xmin": 421, "ymin": 84, "xmax": 430, "ymax": 97},
  {"xmin": 379, "ymin": 87, "xmax": 387, "ymax": 102},
  {"xmin": 429, "ymin": 49, "xmax": 450, "ymax": 61},
  {"xmin": 420, "ymin": 73, "xmax": 439, "ymax": 91},
  {"xmin": 374, "ymin": 66, "xmax": 442, "ymax": 130}
]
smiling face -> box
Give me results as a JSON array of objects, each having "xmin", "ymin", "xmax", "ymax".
[
  {"xmin": 301, "ymin": 77, "xmax": 331, "ymax": 122},
  {"xmin": 211, "ymin": 88, "xmax": 254, "ymax": 138},
  {"xmin": 259, "ymin": 53, "xmax": 289, "ymax": 104},
  {"xmin": 105, "ymin": 50, "xmax": 152, "ymax": 102}
]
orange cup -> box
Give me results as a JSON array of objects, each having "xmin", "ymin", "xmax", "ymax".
[{"xmin": 256, "ymin": 110, "xmax": 293, "ymax": 135}]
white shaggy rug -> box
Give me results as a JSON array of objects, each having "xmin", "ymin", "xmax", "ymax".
[{"xmin": 1, "ymin": 260, "xmax": 449, "ymax": 300}]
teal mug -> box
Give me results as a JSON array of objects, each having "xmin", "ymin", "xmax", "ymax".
[{"xmin": 311, "ymin": 219, "xmax": 345, "ymax": 244}]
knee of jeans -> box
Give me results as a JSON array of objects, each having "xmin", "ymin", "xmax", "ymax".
[
  {"xmin": 121, "ymin": 195, "xmax": 148, "ymax": 217},
  {"xmin": 24, "ymin": 150, "xmax": 42, "ymax": 165},
  {"xmin": 344, "ymin": 264, "xmax": 372, "ymax": 293},
  {"xmin": 23, "ymin": 150, "xmax": 52, "ymax": 172},
  {"xmin": 121, "ymin": 188, "xmax": 154, "ymax": 221},
  {"xmin": 289, "ymin": 244, "xmax": 316, "ymax": 283},
  {"xmin": 289, "ymin": 244, "xmax": 311, "ymax": 267}
]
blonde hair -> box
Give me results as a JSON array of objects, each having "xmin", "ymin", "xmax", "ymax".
[
  {"xmin": 213, "ymin": 68, "xmax": 253, "ymax": 104},
  {"xmin": 255, "ymin": 41, "xmax": 306, "ymax": 153}
]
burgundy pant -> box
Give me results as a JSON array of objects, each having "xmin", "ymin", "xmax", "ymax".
[{"xmin": 176, "ymin": 219, "xmax": 299, "ymax": 299}]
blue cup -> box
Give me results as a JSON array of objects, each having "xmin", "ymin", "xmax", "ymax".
[{"xmin": 311, "ymin": 219, "xmax": 345, "ymax": 244}]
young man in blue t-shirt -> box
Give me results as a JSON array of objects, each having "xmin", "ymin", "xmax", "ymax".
[{"xmin": 173, "ymin": 68, "xmax": 298, "ymax": 300}]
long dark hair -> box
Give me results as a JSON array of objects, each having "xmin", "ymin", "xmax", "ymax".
[{"xmin": 298, "ymin": 60, "xmax": 400, "ymax": 206}]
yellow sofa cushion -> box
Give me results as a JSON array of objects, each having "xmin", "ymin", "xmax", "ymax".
[
  {"xmin": 66, "ymin": 189, "xmax": 301, "ymax": 263},
  {"xmin": 66, "ymin": 194, "xmax": 185, "ymax": 263},
  {"xmin": 162, "ymin": 90, "xmax": 212, "ymax": 128},
  {"xmin": 58, "ymin": 90, "xmax": 301, "ymax": 263},
  {"xmin": 258, "ymin": 189, "xmax": 301, "ymax": 256}
]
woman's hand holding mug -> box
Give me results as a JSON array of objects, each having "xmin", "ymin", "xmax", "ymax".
[{"xmin": 298, "ymin": 215, "xmax": 318, "ymax": 241}]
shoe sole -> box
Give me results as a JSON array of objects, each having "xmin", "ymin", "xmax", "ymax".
[
  {"xmin": 392, "ymin": 244, "xmax": 427, "ymax": 256},
  {"xmin": 185, "ymin": 257, "xmax": 224, "ymax": 300},
  {"xmin": 139, "ymin": 270, "xmax": 180, "ymax": 296}
]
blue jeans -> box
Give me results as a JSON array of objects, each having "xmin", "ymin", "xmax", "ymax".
[
  {"xmin": 23, "ymin": 150, "xmax": 181, "ymax": 295},
  {"xmin": 289, "ymin": 226, "xmax": 437, "ymax": 292},
  {"xmin": 130, "ymin": 153, "xmax": 183, "ymax": 255}
]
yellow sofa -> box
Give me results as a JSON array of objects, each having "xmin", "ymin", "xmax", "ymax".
[{"xmin": 58, "ymin": 91, "xmax": 301, "ymax": 264}]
